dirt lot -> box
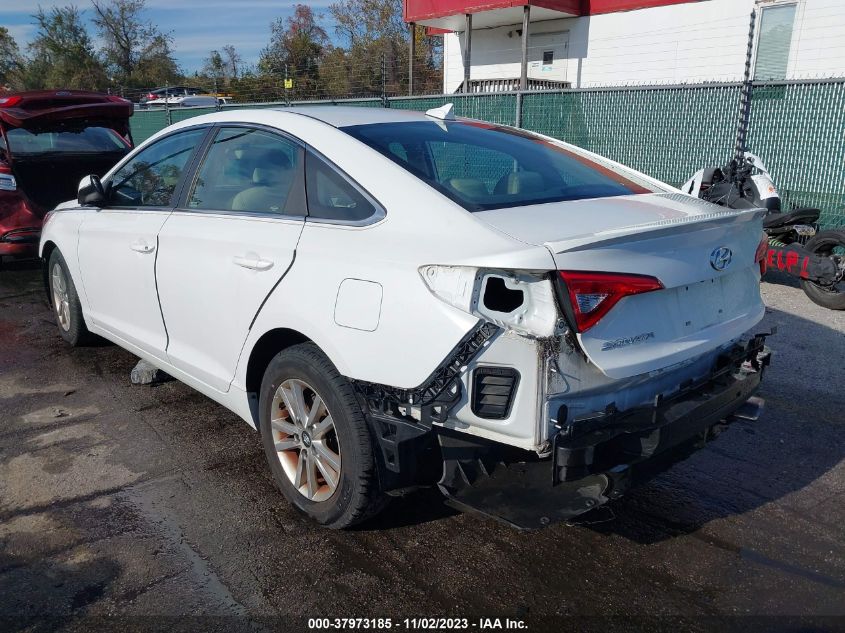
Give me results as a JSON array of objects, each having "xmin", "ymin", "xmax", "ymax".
[{"xmin": 0, "ymin": 260, "xmax": 843, "ymax": 632}]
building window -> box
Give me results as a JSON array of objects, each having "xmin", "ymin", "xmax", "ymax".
[
  {"xmin": 754, "ymin": 3, "xmax": 797, "ymax": 80},
  {"xmin": 542, "ymin": 50, "xmax": 554, "ymax": 65}
]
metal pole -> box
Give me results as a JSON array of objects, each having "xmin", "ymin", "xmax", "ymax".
[
  {"xmin": 284, "ymin": 63, "xmax": 290, "ymax": 107},
  {"xmin": 164, "ymin": 84, "xmax": 171, "ymax": 126},
  {"xmin": 463, "ymin": 14, "xmax": 472, "ymax": 93},
  {"xmin": 409, "ymin": 22, "xmax": 416, "ymax": 96},
  {"xmin": 381, "ymin": 52, "xmax": 389, "ymax": 107},
  {"xmin": 520, "ymin": 5, "xmax": 530, "ymax": 92},
  {"xmin": 735, "ymin": 9, "xmax": 756, "ymax": 161}
]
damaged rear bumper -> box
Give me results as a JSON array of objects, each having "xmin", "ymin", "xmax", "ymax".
[{"xmin": 437, "ymin": 337, "xmax": 772, "ymax": 529}]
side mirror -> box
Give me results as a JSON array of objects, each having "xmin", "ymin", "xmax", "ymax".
[{"xmin": 78, "ymin": 175, "xmax": 107, "ymax": 206}]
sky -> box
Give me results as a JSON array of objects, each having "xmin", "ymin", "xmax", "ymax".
[{"xmin": 0, "ymin": 0, "xmax": 339, "ymax": 73}]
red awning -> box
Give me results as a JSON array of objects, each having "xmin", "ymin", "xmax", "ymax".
[{"xmin": 405, "ymin": 0, "xmax": 702, "ymax": 29}]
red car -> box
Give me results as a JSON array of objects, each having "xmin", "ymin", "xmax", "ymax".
[{"xmin": 0, "ymin": 90, "xmax": 133, "ymax": 261}]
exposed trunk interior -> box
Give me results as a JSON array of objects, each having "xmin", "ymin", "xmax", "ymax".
[{"xmin": 11, "ymin": 152, "xmax": 125, "ymax": 213}]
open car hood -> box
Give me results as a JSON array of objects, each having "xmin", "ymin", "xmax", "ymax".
[{"xmin": 0, "ymin": 91, "xmax": 133, "ymax": 134}]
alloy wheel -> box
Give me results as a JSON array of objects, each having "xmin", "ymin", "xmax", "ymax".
[
  {"xmin": 51, "ymin": 263, "xmax": 71, "ymax": 332},
  {"xmin": 270, "ymin": 378, "xmax": 342, "ymax": 502}
]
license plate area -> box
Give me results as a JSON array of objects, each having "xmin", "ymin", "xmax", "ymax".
[{"xmin": 677, "ymin": 277, "xmax": 727, "ymax": 333}]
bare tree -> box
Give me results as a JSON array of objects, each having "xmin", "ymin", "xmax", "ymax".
[
  {"xmin": 91, "ymin": 0, "xmax": 178, "ymax": 87},
  {"xmin": 222, "ymin": 44, "xmax": 242, "ymax": 80}
]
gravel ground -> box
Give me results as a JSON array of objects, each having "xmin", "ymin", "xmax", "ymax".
[{"xmin": 0, "ymin": 261, "xmax": 843, "ymax": 632}]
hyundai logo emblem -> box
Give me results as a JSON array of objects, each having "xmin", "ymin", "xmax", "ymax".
[{"xmin": 710, "ymin": 246, "xmax": 732, "ymax": 271}]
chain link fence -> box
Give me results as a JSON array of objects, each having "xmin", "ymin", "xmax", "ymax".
[{"xmin": 129, "ymin": 78, "xmax": 845, "ymax": 228}]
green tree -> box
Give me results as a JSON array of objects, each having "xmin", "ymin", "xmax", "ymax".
[
  {"xmin": 203, "ymin": 49, "xmax": 225, "ymax": 94},
  {"xmin": 92, "ymin": 0, "xmax": 179, "ymax": 88},
  {"xmin": 328, "ymin": 0, "xmax": 442, "ymax": 96},
  {"xmin": 0, "ymin": 26, "xmax": 25, "ymax": 90},
  {"xmin": 26, "ymin": 6, "xmax": 108, "ymax": 90},
  {"xmin": 259, "ymin": 4, "xmax": 328, "ymax": 100}
]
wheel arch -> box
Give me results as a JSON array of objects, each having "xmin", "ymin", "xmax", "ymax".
[
  {"xmin": 41, "ymin": 240, "xmax": 59, "ymax": 306},
  {"xmin": 244, "ymin": 327, "xmax": 312, "ymax": 410}
]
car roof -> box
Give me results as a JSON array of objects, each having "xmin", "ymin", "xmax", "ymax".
[{"xmin": 280, "ymin": 106, "xmax": 437, "ymax": 128}]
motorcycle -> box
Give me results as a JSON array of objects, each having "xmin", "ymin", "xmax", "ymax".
[{"xmin": 683, "ymin": 153, "xmax": 845, "ymax": 310}]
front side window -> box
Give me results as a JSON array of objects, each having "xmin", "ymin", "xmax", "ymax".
[
  {"xmin": 108, "ymin": 128, "xmax": 206, "ymax": 207},
  {"xmin": 187, "ymin": 127, "xmax": 304, "ymax": 215},
  {"xmin": 305, "ymin": 152, "xmax": 378, "ymax": 222},
  {"xmin": 343, "ymin": 121, "xmax": 664, "ymax": 212}
]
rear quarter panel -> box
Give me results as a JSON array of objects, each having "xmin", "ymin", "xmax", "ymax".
[{"xmin": 234, "ymin": 113, "xmax": 557, "ymax": 391}]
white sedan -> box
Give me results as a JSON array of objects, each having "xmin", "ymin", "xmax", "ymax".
[{"xmin": 40, "ymin": 106, "xmax": 771, "ymax": 529}]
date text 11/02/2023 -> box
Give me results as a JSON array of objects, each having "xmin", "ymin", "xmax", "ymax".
[{"xmin": 307, "ymin": 617, "xmax": 528, "ymax": 630}]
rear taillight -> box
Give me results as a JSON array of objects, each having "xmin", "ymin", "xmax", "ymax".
[
  {"xmin": 755, "ymin": 233, "xmax": 768, "ymax": 275},
  {"xmin": 0, "ymin": 95, "xmax": 22, "ymax": 108},
  {"xmin": 558, "ymin": 271, "xmax": 663, "ymax": 333}
]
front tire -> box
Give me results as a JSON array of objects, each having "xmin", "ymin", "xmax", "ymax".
[
  {"xmin": 48, "ymin": 249, "xmax": 94, "ymax": 346},
  {"xmin": 800, "ymin": 229, "xmax": 845, "ymax": 310},
  {"xmin": 258, "ymin": 343, "xmax": 387, "ymax": 528}
]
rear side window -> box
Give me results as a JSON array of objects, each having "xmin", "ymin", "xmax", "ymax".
[
  {"xmin": 187, "ymin": 127, "xmax": 304, "ymax": 215},
  {"xmin": 305, "ymin": 152, "xmax": 378, "ymax": 223},
  {"xmin": 5, "ymin": 127, "xmax": 126, "ymax": 155},
  {"xmin": 343, "ymin": 121, "xmax": 663, "ymax": 212},
  {"xmin": 108, "ymin": 128, "xmax": 206, "ymax": 207}
]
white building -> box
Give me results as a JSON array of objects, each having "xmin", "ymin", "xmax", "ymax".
[{"xmin": 402, "ymin": 0, "xmax": 845, "ymax": 93}]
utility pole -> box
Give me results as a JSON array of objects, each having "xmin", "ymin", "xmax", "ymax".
[
  {"xmin": 409, "ymin": 22, "xmax": 416, "ymax": 96},
  {"xmin": 520, "ymin": 5, "xmax": 530, "ymax": 92},
  {"xmin": 463, "ymin": 14, "xmax": 472, "ymax": 93}
]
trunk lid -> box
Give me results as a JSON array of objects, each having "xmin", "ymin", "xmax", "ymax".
[
  {"xmin": 476, "ymin": 192, "xmax": 767, "ymax": 379},
  {"xmin": 0, "ymin": 90, "xmax": 133, "ymax": 136}
]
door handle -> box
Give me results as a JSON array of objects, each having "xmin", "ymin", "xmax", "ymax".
[
  {"xmin": 232, "ymin": 255, "xmax": 274, "ymax": 271},
  {"xmin": 130, "ymin": 239, "xmax": 155, "ymax": 254}
]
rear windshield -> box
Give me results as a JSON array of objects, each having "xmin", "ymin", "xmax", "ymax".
[
  {"xmin": 5, "ymin": 126, "xmax": 126, "ymax": 156},
  {"xmin": 342, "ymin": 120, "xmax": 664, "ymax": 211}
]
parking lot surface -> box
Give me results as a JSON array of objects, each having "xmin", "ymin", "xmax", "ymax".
[{"xmin": 0, "ymin": 261, "xmax": 843, "ymax": 632}]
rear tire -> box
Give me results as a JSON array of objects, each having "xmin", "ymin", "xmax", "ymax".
[
  {"xmin": 800, "ymin": 229, "xmax": 845, "ymax": 310},
  {"xmin": 48, "ymin": 249, "xmax": 94, "ymax": 346},
  {"xmin": 258, "ymin": 342, "xmax": 388, "ymax": 528}
]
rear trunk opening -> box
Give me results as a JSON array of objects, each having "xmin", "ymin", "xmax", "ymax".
[{"xmin": 11, "ymin": 153, "xmax": 125, "ymax": 213}]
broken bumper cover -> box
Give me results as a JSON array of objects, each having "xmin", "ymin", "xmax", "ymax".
[{"xmin": 438, "ymin": 339, "xmax": 772, "ymax": 529}]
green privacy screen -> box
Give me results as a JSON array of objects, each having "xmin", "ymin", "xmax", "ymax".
[
  {"xmin": 745, "ymin": 81, "xmax": 845, "ymax": 227},
  {"xmin": 131, "ymin": 80, "xmax": 844, "ymax": 227}
]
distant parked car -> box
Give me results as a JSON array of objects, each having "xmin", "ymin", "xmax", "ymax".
[
  {"xmin": 40, "ymin": 107, "xmax": 771, "ymax": 529},
  {"xmin": 140, "ymin": 86, "xmax": 231, "ymax": 108},
  {"xmin": 0, "ymin": 90, "xmax": 133, "ymax": 262}
]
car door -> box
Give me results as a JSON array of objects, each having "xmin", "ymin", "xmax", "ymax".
[
  {"xmin": 76, "ymin": 126, "xmax": 209, "ymax": 358},
  {"xmin": 155, "ymin": 125, "xmax": 306, "ymax": 392}
]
